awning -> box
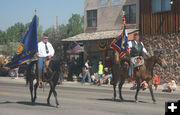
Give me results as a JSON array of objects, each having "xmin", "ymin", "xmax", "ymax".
[{"xmin": 62, "ymin": 29, "xmax": 138, "ymax": 42}]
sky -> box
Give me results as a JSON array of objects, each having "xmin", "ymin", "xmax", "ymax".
[{"xmin": 0, "ymin": 0, "xmax": 84, "ymax": 31}]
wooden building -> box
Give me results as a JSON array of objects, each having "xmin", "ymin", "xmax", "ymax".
[{"xmin": 140, "ymin": 0, "xmax": 180, "ymax": 35}]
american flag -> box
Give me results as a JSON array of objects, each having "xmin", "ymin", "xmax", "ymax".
[
  {"xmin": 71, "ymin": 42, "xmax": 82, "ymax": 54},
  {"xmin": 110, "ymin": 25, "xmax": 129, "ymax": 58}
]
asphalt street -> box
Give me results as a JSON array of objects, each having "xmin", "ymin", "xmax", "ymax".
[{"xmin": 0, "ymin": 77, "xmax": 179, "ymax": 115}]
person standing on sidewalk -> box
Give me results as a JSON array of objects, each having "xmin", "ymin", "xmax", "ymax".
[
  {"xmin": 82, "ymin": 59, "xmax": 91, "ymax": 84},
  {"xmin": 153, "ymin": 74, "xmax": 159, "ymax": 91},
  {"xmin": 98, "ymin": 61, "xmax": 103, "ymax": 86}
]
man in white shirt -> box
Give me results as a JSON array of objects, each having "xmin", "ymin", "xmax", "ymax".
[
  {"xmin": 38, "ymin": 34, "xmax": 55, "ymax": 87},
  {"xmin": 82, "ymin": 59, "xmax": 91, "ymax": 84},
  {"xmin": 128, "ymin": 33, "xmax": 149, "ymax": 79}
]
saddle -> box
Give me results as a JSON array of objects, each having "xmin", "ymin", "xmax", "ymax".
[{"xmin": 42, "ymin": 59, "xmax": 57, "ymax": 82}]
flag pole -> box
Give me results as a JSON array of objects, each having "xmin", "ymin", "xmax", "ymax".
[
  {"xmin": 121, "ymin": 11, "xmax": 126, "ymax": 49},
  {"xmin": 34, "ymin": 9, "xmax": 42, "ymax": 87},
  {"xmin": 122, "ymin": 11, "xmax": 133, "ymax": 78}
]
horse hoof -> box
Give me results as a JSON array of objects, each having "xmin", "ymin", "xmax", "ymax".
[
  {"xmin": 120, "ymin": 98, "xmax": 124, "ymax": 101},
  {"xmin": 56, "ymin": 105, "xmax": 59, "ymax": 108},
  {"xmin": 112, "ymin": 97, "xmax": 116, "ymax": 101},
  {"xmin": 135, "ymin": 100, "xmax": 138, "ymax": 103},
  {"xmin": 153, "ymin": 101, "xmax": 156, "ymax": 104}
]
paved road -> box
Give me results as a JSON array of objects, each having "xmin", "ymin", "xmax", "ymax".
[{"xmin": 0, "ymin": 77, "xmax": 179, "ymax": 115}]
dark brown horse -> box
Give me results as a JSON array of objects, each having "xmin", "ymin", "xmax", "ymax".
[
  {"xmin": 112, "ymin": 50, "xmax": 167, "ymax": 103},
  {"xmin": 26, "ymin": 59, "xmax": 62, "ymax": 107}
]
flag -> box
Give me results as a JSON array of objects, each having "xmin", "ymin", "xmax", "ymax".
[
  {"xmin": 71, "ymin": 42, "xmax": 82, "ymax": 54},
  {"xmin": 5, "ymin": 15, "xmax": 38, "ymax": 69},
  {"xmin": 110, "ymin": 25, "xmax": 129, "ymax": 58}
]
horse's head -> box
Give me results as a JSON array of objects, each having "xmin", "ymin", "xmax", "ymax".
[{"xmin": 153, "ymin": 50, "xmax": 168, "ymax": 69}]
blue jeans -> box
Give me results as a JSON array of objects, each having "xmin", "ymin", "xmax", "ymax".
[
  {"xmin": 82, "ymin": 70, "xmax": 91, "ymax": 83},
  {"xmin": 128, "ymin": 57, "xmax": 135, "ymax": 77},
  {"xmin": 38, "ymin": 57, "xmax": 45, "ymax": 76},
  {"xmin": 60, "ymin": 74, "xmax": 63, "ymax": 80}
]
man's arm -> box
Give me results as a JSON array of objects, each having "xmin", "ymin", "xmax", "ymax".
[
  {"xmin": 48, "ymin": 43, "xmax": 55, "ymax": 58},
  {"xmin": 141, "ymin": 42, "xmax": 150, "ymax": 57}
]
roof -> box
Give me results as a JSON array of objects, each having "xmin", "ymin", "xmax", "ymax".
[{"xmin": 62, "ymin": 29, "xmax": 138, "ymax": 42}]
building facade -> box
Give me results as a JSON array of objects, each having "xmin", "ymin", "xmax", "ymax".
[
  {"xmin": 63, "ymin": 0, "xmax": 140, "ymax": 70},
  {"xmin": 84, "ymin": 0, "xmax": 140, "ymax": 33}
]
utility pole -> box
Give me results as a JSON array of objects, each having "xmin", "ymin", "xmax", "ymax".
[{"xmin": 56, "ymin": 16, "xmax": 59, "ymax": 33}]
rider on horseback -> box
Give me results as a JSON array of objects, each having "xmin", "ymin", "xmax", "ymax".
[
  {"xmin": 128, "ymin": 33, "xmax": 149, "ymax": 79},
  {"xmin": 37, "ymin": 33, "xmax": 55, "ymax": 87}
]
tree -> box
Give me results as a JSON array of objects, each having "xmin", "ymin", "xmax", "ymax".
[
  {"xmin": 67, "ymin": 14, "xmax": 84, "ymax": 37},
  {"xmin": 6, "ymin": 22, "xmax": 26, "ymax": 43},
  {"xmin": 0, "ymin": 30, "xmax": 6, "ymax": 45}
]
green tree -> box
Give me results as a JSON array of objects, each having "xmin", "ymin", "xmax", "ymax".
[
  {"xmin": 67, "ymin": 14, "xmax": 84, "ymax": 37},
  {"xmin": 6, "ymin": 22, "xmax": 26, "ymax": 42},
  {"xmin": 0, "ymin": 30, "xmax": 6, "ymax": 45}
]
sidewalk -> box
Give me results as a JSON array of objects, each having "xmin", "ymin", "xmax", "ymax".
[{"xmin": 0, "ymin": 76, "xmax": 179, "ymax": 94}]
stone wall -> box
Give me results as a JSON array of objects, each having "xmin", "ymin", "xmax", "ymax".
[{"xmin": 142, "ymin": 33, "xmax": 180, "ymax": 85}]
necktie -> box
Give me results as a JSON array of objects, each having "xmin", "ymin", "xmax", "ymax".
[{"xmin": 45, "ymin": 42, "xmax": 49, "ymax": 54}]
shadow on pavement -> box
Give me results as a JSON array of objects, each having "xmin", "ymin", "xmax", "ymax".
[
  {"xmin": 97, "ymin": 98, "xmax": 148, "ymax": 103},
  {"xmin": 16, "ymin": 101, "xmax": 56, "ymax": 107},
  {"xmin": 0, "ymin": 101, "xmax": 55, "ymax": 107}
]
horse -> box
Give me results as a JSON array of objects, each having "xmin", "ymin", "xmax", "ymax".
[
  {"xmin": 112, "ymin": 50, "xmax": 167, "ymax": 103},
  {"xmin": 26, "ymin": 58, "xmax": 62, "ymax": 107}
]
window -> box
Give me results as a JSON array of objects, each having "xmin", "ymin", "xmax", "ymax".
[
  {"xmin": 99, "ymin": 0, "xmax": 108, "ymax": 8},
  {"xmin": 152, "ymin": 0, "xmax": 171, "ymax": 13},
  {"xmin": 87, "ymin": 10, "xmax": 97, "ymax": 27},
  {"xmin": 111, "ymin": 0, "xmax": 121, "ymax": 6},
  {"xmin": 123, "ymin": 5, "xmax": 136, "ymax": 24}
]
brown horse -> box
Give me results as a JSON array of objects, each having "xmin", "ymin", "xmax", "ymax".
[
  {"xmin": 112, "ymin": 50, "xmax": 167, "ymax": 103},
  {"xmin": 26, "ymin": 59, "xmax": 62, "ymax": 107}
]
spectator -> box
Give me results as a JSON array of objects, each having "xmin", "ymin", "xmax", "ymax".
[
  {"xmin": 98, "ymin": 61, "xmax": 103, "ymax": 86},
  {"xmin": 153, "ymin": 74, "xmax": 159, "ymax": 91},
  {"xmin": 91, "ymin": 72, "xmax": 99, "ymax": 85},
  {"xmin": 163, "ymin": 79, "xmax": 177, "ymax": 93},
  {"xmin": 103, "ymin": 67, "xmax": 112, "ymax": 85},
  {"xmin": 14, "ymin": 67, "xmax": 19, "ymax": 79},
  {"xmin": 81, "ymin": 59, "xmax": 91, "ymax": 85},
  {"xmin": 130, "ymin": 81, "xmax": 137, "ymax": 90},
  {"xmin": 140, "ymin": 81, "xmax": 148, "ymax": 91}
]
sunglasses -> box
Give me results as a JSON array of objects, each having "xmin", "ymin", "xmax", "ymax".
[{"xmin": 43, "ymin": 37, "xmax": 48, "ymax": 39}]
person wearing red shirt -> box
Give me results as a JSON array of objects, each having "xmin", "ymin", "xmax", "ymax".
[{"xmin": 153, "ymin": 74, "xmax": 159, "ymax": 91}]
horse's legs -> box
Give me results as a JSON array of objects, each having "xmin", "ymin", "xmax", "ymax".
[
  {"xmin": 48, "ymin": 82, "xmax": 59, "ymax": 107},
  {"xmin": 135, "ymin": 82, "xmax": 140, "ymax": 103},
  {"xmin": 149, "ymin": 85, "xmax": 156, "ymax": 104},
  {"xmin": 47, "ymin": 84, "xmax": 52, "ymax": 105},
  {"xmin": 29, "ymin": 80, "xmax": 34, "ymax": 102},
  {"xmin": 119, "ymin": 80, "xmax": 125, "ymax": 101},
  {"xmin": 33, "ymin": 80, "xmax": 38, "ymax": 102},
  {"xmin": 112, "ymin": 84, "xmax": 116, "ymax": 101}
]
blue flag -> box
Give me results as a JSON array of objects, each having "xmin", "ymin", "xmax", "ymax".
[{"xmin": 5, "ymin": 15, "xmax": 38, "ymax": 69}]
